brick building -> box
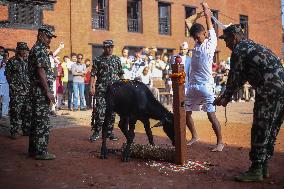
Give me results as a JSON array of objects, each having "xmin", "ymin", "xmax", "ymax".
[{"xmin": 0, "ymin": 0, "xmax": 282, "ymax": 62}]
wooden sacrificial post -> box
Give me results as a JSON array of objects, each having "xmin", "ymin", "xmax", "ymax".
[{"xmin": 170, "ymin": 56, "xmax": 187, "ymax": 165}]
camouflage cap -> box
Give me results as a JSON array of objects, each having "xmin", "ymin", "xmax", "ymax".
[
  {"xmin": 16, "ymin": 42, "xmax": 29, "ymax": 51},
  {"xmin": 103, "ymin": 40, "xmax": 114, "ymax": 47},
  {"xmin": 38, "ymin": 24, "xmax": 57, "ymax": 38},
  {"xmin": 219, "ymin": 24, "xmax": 243, "ymax": 39}
]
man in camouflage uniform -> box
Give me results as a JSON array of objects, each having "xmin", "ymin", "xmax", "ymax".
[
  {"xmin": 214, "ymin": 24, "xmax": 284, "ymax": 182},
  {"xmin": 89, "ymin": 40, "xmax": 124, "ymax": 141},
  {"xmin": 5, "ymin": 42, "xmax": 31, "ymax": 139},
  {"xmin": 28, "ymin": 25, "xmax": 56, "ymax": 160}
]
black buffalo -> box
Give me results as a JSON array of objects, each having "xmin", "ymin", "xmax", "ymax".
[{"xmin": 100, "ymin": 80, "xmax": 175, "ymax": 161}]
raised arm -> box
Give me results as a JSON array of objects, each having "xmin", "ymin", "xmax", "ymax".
[
  {"xmin": 201, "ymin": 2, "xmax": 213, "ymax": 31},
  {"xmin": 185, "ymin": 12, "xmax": 204, "ymax": 30},
  {"xmin": 53, "ymin": 42, "xmax": 64, "ymax": 57}
]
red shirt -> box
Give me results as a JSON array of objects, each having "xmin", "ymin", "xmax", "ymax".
[{"xmin": 85, "ymin": 70, "xmax": 91, "ymax": 84}]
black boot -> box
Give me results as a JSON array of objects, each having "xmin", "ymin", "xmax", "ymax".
[
  {"xmin": 107, "ymin": 133, "xmax": 119, "ymax": 141},
  {"xmin": 235, "ymin": 163, "xmax": 263, "ymax": 182},
  {"xmin": 89, "ymin": 132, "xmax": 100, "ymax": 142},
  {"xmin": 263, "ymin": 161, "xmax": 269, "ymax": 178}
]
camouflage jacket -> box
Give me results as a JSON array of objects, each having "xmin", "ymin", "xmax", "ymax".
[
  {"xmin": 28, "ymin": 41, "xmax": 55, "ymax": 92},
  {"xmin": 222, "ymin": 39, "xmax": 284, "ymax": 101},
  {"xmin": 91, "ymin": 54, "xmax": 124, "ymax": 93},
  {"xmin": 5, "ymin": 56, "xmax": 30, "ymax": 95}
]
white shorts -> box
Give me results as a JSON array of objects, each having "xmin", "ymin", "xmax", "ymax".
[{"xmin": 185, "ymin": 83, "xmax": 216, "ymax": 112}]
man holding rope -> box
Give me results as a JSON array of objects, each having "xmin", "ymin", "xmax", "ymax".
[
  {"xmin": 185, "ymin": 2, "xmax": 224, "ymax": 152},
  {"xmin": 214, "ymin": 24, "xmax": 284, "ymax": 181}
]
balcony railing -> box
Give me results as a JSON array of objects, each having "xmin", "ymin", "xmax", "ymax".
[
  {"xmin": 159, "ymin": 17, "xmax": 170, "ymax": 35},
  {"xmin": 128, "ymin": 18, "xmax": 140, "ymax": 33},
  {"xmin": 92, "ymin": 12, "xmax": 107, "ymax": 29}
]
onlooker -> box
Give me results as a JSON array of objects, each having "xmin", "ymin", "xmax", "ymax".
[
  {"xmin": 5, "ymin": 42, "xmax": 31, "ymax": 139},
  {"xmin": 67, "ymin": 53, "xmax": 77, "ymax": 110},
  {"xmin": 139, "ymin": 66, "xmax": 160, "ymax": 101},
  {"xmin": 176, "ymin": 42, "xmax": 191, "ymax": 91},
  {"xmin": 56, "ymin": 58, "xmax": 64, "ymax": 109},
  {"xmin": 215, "ymin": 68, "xmax": 223, "ymax": 95},
  {"xmin": 233, "ymin": 89, "xmax": 244, "ymax": 102},
  {"xmin": 0, "ymin": 46, "xmax": 9, "ymax": 117},
  {"xmin": 151, "ymin": 54, "xmax": 166, "ymax": 79},
  {"xmin": 61, "ymin": 56, "xmax": 70, "ymax": 104},
  {"xmin": 131, "ymin": 50, "xmax": 145, "ymax": 80},
  {"xmin": 120, "ymin": 48, "xmax": 132, "ymax": 79},
  {"xmin": 72, "ymin": 54, "xmax": 86, "ymax": 111},
  {"xmin": 243, "ymin": 81, "xmax": 255, "ymax": 101},
  {"xmin": 219, "ymin": 69, "xmax": 229, "ymax": 95},
  {"xmin": 28, "ymin": 25, "xmax": 56, "ymax": 160},
  {"xmin": 47, "ymin": 42, "xmax": 64, "ymax": 115},
  {"xmin": 84, "ymin": 59, "xmax": 92, "ymax": 109}
]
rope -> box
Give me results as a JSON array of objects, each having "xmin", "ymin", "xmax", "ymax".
[
  {"xmin": 224, "ymin": 106, "xmax": 228, "ymax": 126},
  {"xmin": 150, "ymin": 124, "xmax": 163, "ymax": 129}
]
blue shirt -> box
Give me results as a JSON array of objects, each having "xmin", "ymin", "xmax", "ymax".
[{"xmin": 0, "ymin": 60, "xmax": 7, "ymax": 84}]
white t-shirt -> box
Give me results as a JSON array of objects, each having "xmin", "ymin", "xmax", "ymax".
[
  {"xmin": 140, "ymin": 74, "xmax": 151, "ymax": 85},
  {"xmin": 189, "ymin": 29, "xmax": 217, "ymax": 85},
  {"xmin": 67, "ymin": 61, "xmax": 75, "ymax": 81}
]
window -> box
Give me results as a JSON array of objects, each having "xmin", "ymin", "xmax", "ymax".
[
  {"xmin": 185, "ymin": 6, "xmax": 196, "ymax": 37},
  {"xmin": 92, "ymin": 0, "xmax": 109, "ymax": 30},
  {"xmin": 211, "ymin": 10, "xmax": 218, "ymax": 36},
  {"xmin": 92, "ymin": 44, "xmax": 104, "ymax": 60},
  {"xmin": 240, "ymin": 15, "xmax": 248, "ymax": 39},
  {"xmin": 0, "ymin": 3, "xmax": 42, "ymax": 29},
  {"xmin": 158, "ymin": 2, "xmax": 171, "ymax": 35},
  {"xmin": 127, "ymin": 0, "xmax": 142, "ymax": 33},
  {"xmin": 0, "ymin": 1, "xmax": 55, "ymax": 29}
]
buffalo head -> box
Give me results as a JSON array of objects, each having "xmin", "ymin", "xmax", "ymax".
[{"xmin": 153, "ymin": 112, "xmax": 175, "ymax": 146}]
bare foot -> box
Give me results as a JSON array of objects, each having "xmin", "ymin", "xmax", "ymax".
[
  {"xmin": 211, "ymin": 143, "xmax": 224, "ymax": 152},
  {"xmin": 187, "ymin": 138, "xmax": 200, "ymax": 146}
]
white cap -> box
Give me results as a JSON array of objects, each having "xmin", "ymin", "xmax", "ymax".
[{"xmin": 181, "ymin": 42, "xmax": 189, "ymax": 49}]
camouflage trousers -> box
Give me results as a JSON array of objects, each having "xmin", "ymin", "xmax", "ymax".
[
  {"xmin": 249, "ymin": 93, "xmax": 284, "ymax": 164},
  {"xmin": 9, "ymin": 94, "xmax": 31, "ymax": 135},
  {"xmin": 91, "ymin": 93, "xmax": 115, "ymax": 134},
  {"xmin": 28, "ymin": 87, "xmax": 52, "ymax": 155}
]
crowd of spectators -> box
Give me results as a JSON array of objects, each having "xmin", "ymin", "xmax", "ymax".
[{"xmin": 1, "ymin": 43, "xmax": 284, "ymax": 117}]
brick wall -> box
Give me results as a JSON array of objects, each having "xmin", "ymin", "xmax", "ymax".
[{"xmin": 0, "ymin": 0, "xmax": 282, "ymax": 61}]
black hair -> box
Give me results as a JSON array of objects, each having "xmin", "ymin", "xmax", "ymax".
[
  {"xmin": 63, "ymin": 55, "xmax": 69, "ymax": 60},
  {"xmin": 189, "ymin": 23, "xmax": 205, "ymax": 37},
  {"xmin": 71, "ymin": 52, "xmax": 77, "ymax": 57},
  {"xmin": 77, "ymin": 53, "xmax": 83, "ymax": 58},
  {"xmin": 122, "ymin": 47, "xmax": 129, "ymax": 52}
]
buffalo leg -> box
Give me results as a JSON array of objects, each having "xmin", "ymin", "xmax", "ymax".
[
  {"xmin": 118, "ymin": 116, "xmax": 129, "ymax": 139},
  {"xmin": 123, "ymin": 118, "xmax": 136, "ymax": 162},
  {"xmin": 142, "ymin": 118, "xmax": 154, "ymax": 145}
]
